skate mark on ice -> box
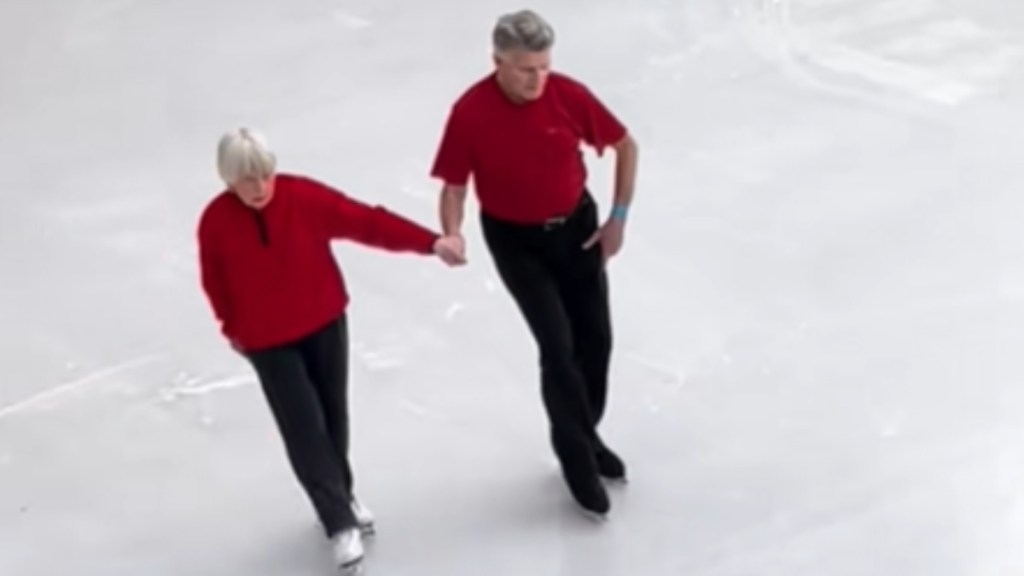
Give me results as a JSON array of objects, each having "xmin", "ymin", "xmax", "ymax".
[
  {"xmin": 0, "ymin": 354, "xmax": 164, "ymax": 421},
  {"xmin": 398, "ymin": 183, "xmax": 431, "ymax": 200},
  {"xmin": 332, "ymin": 11, "xmax": 372, "ymax": 29},
  {"xmin": 732, "ymin": 0, "xmax": 1024, "ymax": 113},
  {"xmin": 395, "ymin": 397, "xmax": 448, "ymax": 422},
  {"xmin": 482, "ymin": 277, "xmax": 500, "ymax": 293},
  {"xmin": 804, "ymin": 289, "xmax": 1021, "ymax": 333},
  {"xmin": 671, "ymin": 215, "xmax": 803, "ymax": 252},
  {"xmin": 352, "ymin": 341, "xmax": 406, "ymax": 371},
  {"xmin": 676, "ymin": 425, "xmax": 1022, "ymax": 574},
  {"xmin": 626, "ymin": 352, "xmax": 687, "ymax": 387},
  {"xmin": 158, "ymin": 374, "xmax": 256, "ymax": 401},
  {"xmin": 444, "ymin": 301, "xmax": 466, "ymax": 321},
  {"xmin": 641, "ymin": 395, "xmax": 663, "ymax": 414},
  {"xmin": 743, "ymin": 0, "xmax": 970, "ymax": 106}
]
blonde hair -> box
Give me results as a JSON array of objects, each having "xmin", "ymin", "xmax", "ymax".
[{"xmin": 216, "ymin": 127, "xmax": 277, "ymax": 185}]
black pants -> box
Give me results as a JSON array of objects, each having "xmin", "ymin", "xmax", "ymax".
[
  {"xmin": 246, "ymin": 315, "xmax": 357, "ymax": 537},
  {"xmin": 480, "ymin": 192, "xmax": 614, "ymax": 483}
]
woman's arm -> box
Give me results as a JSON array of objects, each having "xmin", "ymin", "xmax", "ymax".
[
  {"xmin": 303, "ymin": 177, "xmax": 440, "ymax": 254},
  {"xmin": 197, "ymin": 213, "xmax": 234, "ymax": 339}
]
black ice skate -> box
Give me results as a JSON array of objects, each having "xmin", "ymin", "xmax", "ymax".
[
  {"xmin": 565, "ymin": 473, "xmax": 611, "ymax": 519},
  {"xmin": 596, "ymin": 445, "xmax": 627, "ymax": 483}
]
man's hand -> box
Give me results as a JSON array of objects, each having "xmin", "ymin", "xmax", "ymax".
[
  {"xmin": 585, "ymin": 131, "xmax": 637, "ymax": 265},
  {"xmin": 583, "ymin": 217, "xmax": 626, "ymax": 264},
  {"xmin": 433, "ymin": 234, "xmax": 467, "ymax": 266}
]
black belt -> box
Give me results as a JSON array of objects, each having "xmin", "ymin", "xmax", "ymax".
[
  {"xmin": 484, "ymin": 191, "xmax": 590, "ymax": 231},
  {"xmin": 541, "ymin": 215, "xmax": 569, "ymax": 230},
  {"xmin": 540, "ymin": 192, "xmax": 591, "ymax": 230}
]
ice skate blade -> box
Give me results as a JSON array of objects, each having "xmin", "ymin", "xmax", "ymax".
[{"xmin": 575, "ymin": 506, "xmax": 609, "ymax": 523}]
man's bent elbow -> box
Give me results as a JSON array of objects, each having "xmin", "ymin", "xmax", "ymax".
[{"xmin": 614, "ymin": 133, "xmax": 637, "ymax": 153}]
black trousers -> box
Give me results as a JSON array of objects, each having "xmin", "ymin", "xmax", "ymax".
[
  {"xmin": 480, "ymin": 192, "xmax": 614, "ymax": 483},
  {"xmin": 246, "ymin": 315, "xmax": 358, "ymax": 537}
]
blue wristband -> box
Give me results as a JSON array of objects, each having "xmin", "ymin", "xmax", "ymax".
[{"xmin": 610, "ymin": 204, "xmax": 629, "ymax": 221}]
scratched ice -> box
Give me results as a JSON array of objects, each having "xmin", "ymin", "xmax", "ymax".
[{"xmin": 3, "ymin": 0, "xmax": 1024, "ymax": 575}]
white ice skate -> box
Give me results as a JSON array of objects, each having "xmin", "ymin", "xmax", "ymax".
[
  {"xmin": 352, "ymin": 498, "xmax": 375, "ymax": 536},
  {"xmin": 331, "ymin": 527, "xmax": 364, "ymax": 574}
]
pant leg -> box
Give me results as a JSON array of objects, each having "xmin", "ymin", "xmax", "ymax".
[
  {"xmin": 481, "ymin": 215, "xmax": 599, "ymax": 482},
  {"xmin": 551, "ymin": 194, "xmax": 614, "ymax": 429},
  {"xmin": 247, "ymin": 342, "xmax": 358, "ymax": 536},
  {"xmin": 298, "ymin": 316, "xmax": 354, "ymax": 494}
]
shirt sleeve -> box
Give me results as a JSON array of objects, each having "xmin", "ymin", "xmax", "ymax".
[
  {"xmin": 429, "ymin": 103, "xmax": 474, "ymax": 186},
  {"xmin": 197, "ymin": 211, "xmax": 233, "ymax": 339},
  {"xmin": 568, "ymin": 80, "xmax": 628, "ymax": 156},
  {"xmin": 303, "ymin": 177, "xmax": 439, "ymax": 254}
]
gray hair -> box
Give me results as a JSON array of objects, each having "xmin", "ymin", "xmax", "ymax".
[
  {"xmin": 216, "ymin": 127, "xmax": 276, "ymax": 185},
  {"xmin": 492, "ymin": 9, "xmax": 555, "ymax": 53}
]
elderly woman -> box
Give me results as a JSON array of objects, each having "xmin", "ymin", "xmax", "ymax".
[{"xmin": 197, "ymin": 127, "xmax": 464, "ymax": 571}]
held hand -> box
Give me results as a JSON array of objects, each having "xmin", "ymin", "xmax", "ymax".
[
  {"xmin": 582, "ymin": 218, "xmax": 625, "ymax": 264},
  {"xmin": 433, "ymin": 234, "xmax": 467, "ymax": 266}
]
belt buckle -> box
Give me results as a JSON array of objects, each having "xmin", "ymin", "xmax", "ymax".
[{"xmin": 543, "ymin": 216, "xmax": 567, "ymax": 230}]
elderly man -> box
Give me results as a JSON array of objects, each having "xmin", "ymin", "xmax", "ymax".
[{"xmin": 429, "ymin": 9, "xmax": 639, "ymax": 517}]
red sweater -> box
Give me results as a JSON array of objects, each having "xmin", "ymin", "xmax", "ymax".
[{"xmin": 197, "ymin": 173, "xmax": 439, "ymax": 351}]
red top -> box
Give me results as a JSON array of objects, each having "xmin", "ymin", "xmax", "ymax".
[
  {"xmin": 430, "ymin": 72, "xmax": 628, "ymax": 223},
  {"xmin": 197, "ymin": 173, "xmax": 439, "ymax": 351}
]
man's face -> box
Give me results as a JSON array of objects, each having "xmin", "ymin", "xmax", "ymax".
[
  {"xmin": 495, "ymin": 48, "xmax": 551, "ymax": 102},
  {"xmin": 232, "ymin": 174, "xmax": 275, "ymax": 209}
]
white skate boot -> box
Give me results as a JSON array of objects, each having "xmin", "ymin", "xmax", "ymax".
[
  {"xmin": 351, "ymin": 498, "xmax": 375, "ymax": 536},
  {"xmin": 331, "ymin": 527, "xmax": 364, "ymax": 574}
]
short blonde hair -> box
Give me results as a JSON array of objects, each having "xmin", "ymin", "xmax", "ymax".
[{"xmin": 216, "ymin": 127, "xmax": 276, "ymax": 185}]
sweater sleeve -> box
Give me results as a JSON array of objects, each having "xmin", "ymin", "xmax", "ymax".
[
  {"xmin": 197, "ymin": 211, "xmax": 233, "ymax": 338},
  {"xmin": 304, "ymin": 177, "xmax": 439, "ymax": 254}
]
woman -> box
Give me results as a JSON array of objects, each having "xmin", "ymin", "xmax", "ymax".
[{"xmin": 197, "ymin": 127, "xmax": 465, "ymax": 571}]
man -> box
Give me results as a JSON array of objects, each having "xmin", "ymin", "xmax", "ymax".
[
  {"xmin": 429, "ymin": 9, "xmax": 639, "ymax": 517},
  {"xmin": 198, "ymin": 127, "xmax": 465, "ymax": 571}
]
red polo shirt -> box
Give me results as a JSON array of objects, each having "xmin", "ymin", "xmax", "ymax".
[
  {"xmin": 430, "ymin": 72, "xmax": 627, "ymax": 223},
  {"xmin": 197, "ymin": 174, "xmax": 439, "ymax": 351}
]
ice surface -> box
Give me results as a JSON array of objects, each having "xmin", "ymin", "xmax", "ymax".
[{"xmin": 4, "ymin": 0, "xmax": 1024, "ymax": 574}]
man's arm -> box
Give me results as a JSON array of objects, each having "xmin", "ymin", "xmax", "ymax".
[
  {"xmin": 609, "ymin": 133, "xmax": 638, "ymax": 221},
  {"xmin": 439, "ymin": 183, "xmax": 468, "ymax": 236},
  {"xmin": 564, "ymin": 76, "xmax": 638, "ymax": 221},
  {"xmin": 430, "ymin": 101, "xmax": 473, "ymax": 236},
  {"xmin": 575, "ymin": 84, "xmax": 639, "ymax": 259}
]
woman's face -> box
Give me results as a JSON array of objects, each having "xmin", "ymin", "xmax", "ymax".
[{"xmin": 232, "ymin": 174, "xmax": 275, "ymax": 209}]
